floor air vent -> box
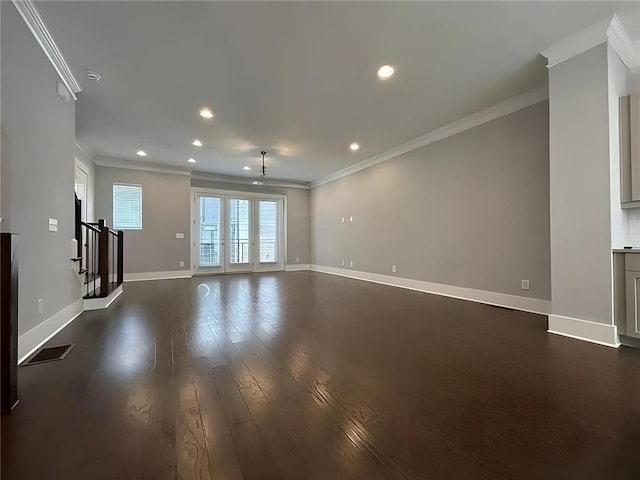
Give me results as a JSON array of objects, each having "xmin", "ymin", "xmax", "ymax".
[{"xmin": 24, "ymin": 345, "xmax": 74, "ymax": 366}]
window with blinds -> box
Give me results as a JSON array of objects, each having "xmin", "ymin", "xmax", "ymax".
[
  {"xmin": 259, "ymin": 200, "xmax": 278, "ymax": 263},
  {"xmin": 113, "ymin": 184, "xmax": 142, "ymax": 230}
]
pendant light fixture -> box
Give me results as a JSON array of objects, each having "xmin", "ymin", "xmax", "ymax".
[
  {"xmin": 260, "ymin": 151, "xmax": 267, "ymax": 177},
  {"xmin": 252, "ymin": 151, "xmax": 267, "ymax": 185}
]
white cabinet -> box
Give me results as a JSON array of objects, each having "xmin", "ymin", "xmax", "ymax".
[
  {"xmin": 624, "ymin": 254, "xmax": 640, "ymax": 339},
  {"xmin": 620, "ymin": 94, "xmax": 640, "ymax": 205}
]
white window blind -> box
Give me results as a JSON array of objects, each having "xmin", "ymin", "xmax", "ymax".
[
  {"xmin": 259, "ymin": 200, "xmax": 278, "ymax": 263},
  {"xmin": 113, "ymin": 184, "xmax": 142, "ymax": 230}
]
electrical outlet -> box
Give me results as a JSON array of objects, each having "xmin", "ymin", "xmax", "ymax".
[
  {"xmin": 341, "ymin": 217, "xmax": 345, "ymax": 223},
  {"xmin": 37, "ymin": 298, "xmax": 44, "ymax": 314},
  {"xmin": 295, "ymin": 257, "xmax": 300, "ymax": 263},
  {"xmin": 521, "ymin": 279, "xmax": 530, "ymax": 290},
  {"xmin": 350, "ymin": 260, "xmax": 354, "ymax": 267},
  {"xmin": 392, "ymin": 265, "xmax": 397, "ymax": 273},
  {"xmin": 349, "ymin": 216, "xmax": 353, "ymax": 222},
  {"xmin": 179, "ymin": 261, "xmax": 185, "ymax": 268},
  {"xmin": 176, "ymin": 233, "xmax": 185, "ymax": 239},
  {"xmin": 341, "ymin": 259, "xmax": 345, "ymax": 266}
]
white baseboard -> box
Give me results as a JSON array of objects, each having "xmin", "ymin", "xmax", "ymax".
[
  {"xmin": 285, "ymin": 264, "xmax": 310, "ymax": 272},
  {"xmin": 84, "ymin": 284, "xmax": 123, "ymax": 311},
  {"xmin": 309, "ymin": 264, "xmax": 551, "ymax": 315},
  {"xmin": 548, "ymin": 314, "xmax": 620, "ymax": 348},
  {"xmin": 18, "ymin": 298, "xmax": 84, "ymax": 364},
  {"xmin": 124, "ymin": 270, "xmax": 192, "ymax": 282}
]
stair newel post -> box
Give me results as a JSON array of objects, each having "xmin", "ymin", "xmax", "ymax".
[
  {"xmin": 117, "ymin": 231, "xmax": 124, "ymax": 285},
  {"xmin": 98, "ymin": 219, "xmax": 109, "ymax": 296}
]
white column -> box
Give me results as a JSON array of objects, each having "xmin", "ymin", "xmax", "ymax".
[{"xmin": 542, "ymin": 16, "xmax": 638, "ymax": 347}]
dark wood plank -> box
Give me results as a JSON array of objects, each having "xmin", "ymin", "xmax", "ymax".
[{"xmin": 175, "ymin": 406, "xmax": 212, "ymax": 480}]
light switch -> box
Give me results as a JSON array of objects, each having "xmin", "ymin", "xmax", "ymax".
[
  {"xmin": 176, "ymin": 233, "xmax": 185, "ymax": 239},
  {"xmin": 48, "ymin": 218, "xmax": 58, "ymax": 232}
]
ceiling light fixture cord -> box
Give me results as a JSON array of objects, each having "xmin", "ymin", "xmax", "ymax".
[{"xmin": 261, "ymin": 151, "xmax": 267, "ymax": 177}]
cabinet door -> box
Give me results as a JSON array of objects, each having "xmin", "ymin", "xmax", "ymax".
[{"xmin": 625, "ymin": 271, "xmax": 640, "ymax": 338}]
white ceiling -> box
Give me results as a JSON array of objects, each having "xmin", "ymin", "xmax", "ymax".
[{"xmin": 36, "ymin": 1, "xmax": 640, "ymax": 183}]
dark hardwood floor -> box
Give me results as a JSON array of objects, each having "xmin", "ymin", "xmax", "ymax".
[{"xmin": 2, "ymin": 271, "xmax": 640, "ymax": 479}]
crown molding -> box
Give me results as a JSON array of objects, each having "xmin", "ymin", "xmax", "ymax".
[
  {"xmin": 95, "ymin": 157, "xmax": 310, "ymax": 188},
  {"xmin": 75, "ymin": 143, "xmax": 94, "ymax": 163},
  {"xmin": 192, "ymin": 171, "xmax": 310, "ymax": 190},
  {"xmin": 607, "ymin": 15, "xmax": 639, "ymax": 72},
  {"xmin": 541, "ymin": 14, "xmax": 639, "ymax": 71},
  {"xmin": 540, "ymin": 16, "xmax": 612, "ymax": 69},
  {"xmin": 95, "ymin": 157, "xmax": 192, "ymax": 176},
  {"xmin": 12, "ymin": 0, "xmax": 82, "ymax": 100},
  {"xmin": 310, "ymin": 85, "xmax": 548, "ymax": 189}
]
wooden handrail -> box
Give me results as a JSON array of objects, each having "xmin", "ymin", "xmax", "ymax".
[
  {"xmin": 98, "ymin": 222, "xmax": 109, "ymax": 296},
  {"xmin": 80, "ymin": 221, "xmax": 100, "ymax": 233},
  {"xmin": 79, "ymin": 219, "xmax": 124, "ymax": 299},
  {"xmin": 117, "ymin": 231, "xmax": 124, "ymax": 285}
]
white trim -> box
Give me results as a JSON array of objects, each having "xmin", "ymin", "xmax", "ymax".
[
  {"xmin": 83, "ymin": 285, "xmax": 123, "ymax": 311},
  {"xmin": 608, "ymin": 15, "xmax": 640, "ymax": 72},
  {"xmin": 541, "ymin": 15, "xmax": 639, "ymax": 71},
  {"xmin": 192, "ymin": 172, "xmax": 309, "ymax": 190},
  {"xmin": 75, "ymin": 143, "xmax": 94, "ymax": 164},
  {"xmin": 548, "ymin": 314, "xmax": 620, "ymax": 348},
  {"xmin": 94, "ymin": 158, "xmax": 310, "ymax": 189},
  {"xmin": 285, "ymin": 264, "xmax": 310, "ymax": 272},
  {"xmin": 191, "ymin": 186, "xmax": 286, "ymax": 200},
  {"xmin": 18, "ymin": 298, "xmax": 84, "ymax": 364},
  {"xmin": 95, "ymin": 157, "xmax": 192, "ymax": 176},
  {"xmin": 124, "ymin": 270, "xmax": 192, "ymax": 282},
  {"xmin": 310, "ymin": 86, "xmax": 548, "ymax": 188},
  {"xmin": 309, "ymin": 265, "xmax": 551, "ymax": 315},
  {"xmin": 11, "ymin": 0, "xmax": 82, "ymax": 100}
]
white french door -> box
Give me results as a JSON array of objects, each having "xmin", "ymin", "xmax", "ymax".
[
  {"xmin": 194, "ymin": 194, "xmax": 225, "ymax": 274},
  {"xmin": 192, "ymin": 191, "xmax": 284, "ymax": 274},
  {"xmin": 226, "ymin": 197, "xmax": 252, "ymax": 273},
  {"xmin": 254, "ymin": 199, "xmax": 283, "ymax": 272}
]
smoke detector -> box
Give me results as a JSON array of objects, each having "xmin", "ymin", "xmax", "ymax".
[{"xmin": 86, "ymin": 71, "xmax": 101, "ymax": 82}]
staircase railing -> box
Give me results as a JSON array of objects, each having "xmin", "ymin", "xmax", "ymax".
[{"xmin": 80, "ymin": 219, "xmax": 124, "ymax": 298}]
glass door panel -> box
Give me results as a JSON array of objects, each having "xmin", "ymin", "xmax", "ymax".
[
  {"xmin": 227, "ymin": 198, "xmax": 252, "ymax": 272},
  {"xmin": 255, "ymin": 199, "xmax": 283, "ymax": 271},
  {"xmin": 259, "ymin": 200, "xmax": 278, "ymax": 263},
  {"xmin": 194, "ymin": 194, "xmax": 224, "ymax": 274}
]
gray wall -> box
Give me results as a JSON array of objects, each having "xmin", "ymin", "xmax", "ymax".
[
  {"xmin": 1, "ymin": 2, "xmax": 80, "ymax": 334},
  {"xmin": 547, "ymin": 44, "xmax": 619, "ymax": 325},
  {"xmin": 95, "ymin": 171, "xmax": 311, "ymax": 273},
  {"xmin": 95, "ymin": 166, "xmax": 192, "ymax": 274},
  {"xmin": 285, "ymin": 188, "xmax": 311, "ymax": 265},
  {"xmin": 311, "ymin": 101, "xmax": 551, "ymax": 300},
  {"xmin": 191, "ymin": 178, "xmax": 311, "ymax": 265}
]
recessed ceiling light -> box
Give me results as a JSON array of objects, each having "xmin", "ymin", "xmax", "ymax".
[
  {"xmin": 188, "ymin": 158, "xmax": 196, "ymax": 163},
  {"xmin": 252, "ymin": 180, "xmax": 264, "ymax": 185},
  {"xmin": 136, "ymin": 150, "xmax": 147, "ymax": 157},
  {"xmin": 377, "ymin": 65, "xmax": 394, "ymax": 79},
  {"xmin": 199, "ymin": 108, "xmax": 214, "ymax": 119},
  {"xmin": 350, "ymin": 142, "xmax": 360, "ymax": 151},
  {"xmin": 192, "ymin": 139, "xmax": 203, "ymax": 147},
  {"xmin": 243, "ymin": 166, "xmax": 251, "ymax": 171}
]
